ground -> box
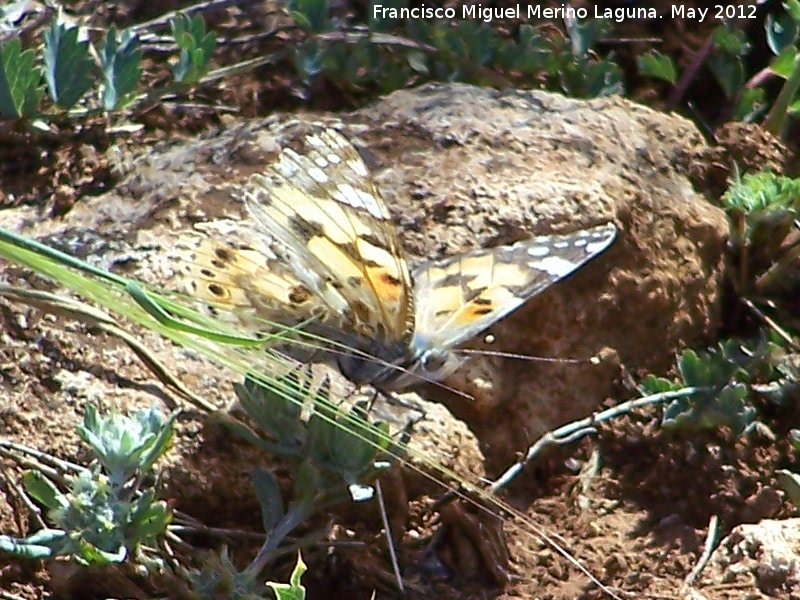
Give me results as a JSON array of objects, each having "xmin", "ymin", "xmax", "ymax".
[{"xmin": 1, "ymin": 3, "xmax": 799, "ymax": 600}]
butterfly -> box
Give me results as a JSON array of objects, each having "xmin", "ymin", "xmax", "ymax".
[{"xmin": 176, "ymin": 128, "xmax": 617, "ymax": 392}]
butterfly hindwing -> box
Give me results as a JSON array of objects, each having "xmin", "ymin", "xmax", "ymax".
[{"xmin": 412, "ymin": 224, "xmax": 617, "ymax": 350}]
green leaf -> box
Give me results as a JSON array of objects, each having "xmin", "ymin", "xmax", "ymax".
[
  {"xmin": 640, "ymin": 374, "xmax": 682, "ymax": 394},
  {"xmin": 101, "ymin": 26, "xmax": 142, "ymax": 111},
  {"xmin": 43, "ymin": 16, "xmax": 94, "ymax": 109},
  {"xmin": 292, "ymin": 460, "xmax": 320, "ymax": 511},
  {"xmin": 234, "ymin": 374, "xmax": 306, "ymax": 454},
  {"xmin": 582, "ymin": 59, "xmax": 624, "ymax": 97},
  {"xmin": 267, "ymin": 552, "xmax": 307, "ymax": 600},
  {"xmin": 288, "ymin": 0, "xmax": 329, "ymax": 33},
  {"xmin": 129, "ymin": 496, "xmax": 172, "ymax": 543},
  {"xmin": 712, "ymin": 25, "xmax": 750, "ymax": 56},
  {"xmin": 22, "ymin": 471, "xmax": 67, "ymax": 512},
  {"xmin": 138, "ymin": 407, "xmax": 178, "ymax": 473},
  {"xmin": 734, "ymin": 87, "xmax": 767, "ymax": 122},
  {"xmin": 406, "ymin": 50, "xmax": 429, "ymax": 75},
  {"xmin": 253, "ymin": 467, "xmax": 285, "ymax": 533},
  {"xmin": 766, "ymin": 11, "xmax": 799, "ymax": 56},
  {"xmin": 76, "ymin": 538, "xmax": 127, "ymax": 565},
  {"xmin": 784, "ymin": 0, "xmax": 800, "ymax": 25},
  {"xmin": 0, "ymin": 37, "xmax": 44, "ymax": 118},
  {"xmin": 569, "ymin": 18, "xmax": 610, "ymax": 57},
  {"xmin": 637, "ymin": 51, "xmax": 678, "ymax": 84},
  {"xmin": 677, "ymin": 349, "xmax": 704, "ymax": 387},
  {"xmin": 77, "ymin": 404, "xmax": 172, "ymax": 484},
  {"xmin": 770, "ymin": 47, "xmax": 799, "ymax": 79},
  {"xmin": 171, "ymin": 13, "xmax": 216, "ymax": 84},
  {"xmin": 0, "ymin": 38, "xmax": 44, "ymax": 119},
  {"xmin": 708, "ymin": 53, "xmax": 744, "ymax": 96}
]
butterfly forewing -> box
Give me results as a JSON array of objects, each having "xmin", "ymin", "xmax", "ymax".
[
  {"xmin": 238, "ymin": 130, "xmax": 414, "ymax": 344},
  {"xmin": 412, "ymin": 224, "xmax": 617, "ymax": 350}
]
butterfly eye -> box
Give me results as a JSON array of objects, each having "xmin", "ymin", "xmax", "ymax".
[{"xmin": 420, "ymin": 350, "xmax": 447, "ymax": 373}]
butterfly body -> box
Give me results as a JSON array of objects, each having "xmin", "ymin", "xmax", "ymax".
[{"xmin": 181, "ymin": 128, "xmax": 616, "ymax": 392}]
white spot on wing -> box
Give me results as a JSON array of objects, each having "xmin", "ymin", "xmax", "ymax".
[
  {"xmin": 347, "ymin": 158, "xmax": 368, "ymax": 178},
  {"xmin": 527, "ymin": 245, "xmax": 551, "ymax": 257},
  {"xmin": 586, "ymin": 238, "xmax": 611, "ymax": 254},
  {"xmin": 538, "ymin": 255, "xmax": 579, "ymax": 276},
  {"xmin": 308, "ymin": 166, "xmax": 327, "ymax": 183}
]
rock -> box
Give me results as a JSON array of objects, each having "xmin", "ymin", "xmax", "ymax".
[
  {"xmin": 0, "ymin": 83, "xmax": 728, "ymax": 478},
  {"xmin": 706, "ymin": 518, "xmax": 800, "ymax": 598}
]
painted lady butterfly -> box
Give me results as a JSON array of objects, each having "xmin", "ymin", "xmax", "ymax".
[{"xmin": 178, "ymin": 128, "xmax": 616, "ymax": 391}]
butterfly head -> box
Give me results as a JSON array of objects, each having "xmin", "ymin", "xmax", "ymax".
[
  {"xmin": 332, "ymin": 333, "xmax": 465, "ymax": 392},
  {"xmin": 408, "ymin": 345, "xmax": 466, "ymax": 384}
]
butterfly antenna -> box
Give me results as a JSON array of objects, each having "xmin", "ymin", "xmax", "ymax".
[{"xmin": 459, "ymin": 347, "xmax": 598, "ymax": 364}]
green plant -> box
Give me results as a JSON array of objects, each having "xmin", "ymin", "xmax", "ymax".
[
  {"xmin": 171, "ymin": 13, "xmax": 216, "ymax": 85},
  {"xmin": 285, "ymin": 0, "xmax": 624, "ymax": 97},
  {"xmin": 637, "ymin": 1, "xmax": 800, "ymax": 133},
  {"xmin": 189, "ymin": 371, "xmax": 396, "ymax": 597},
  {"xmin": 43, "ymin": 13, "xmax": 94, "ymax": 110},
  {"xmin": 0, "ymin": 405, "xmax": 176, "ymax": 569},
  {"xmin": 0, "ymin": 10, "xmax": 217, "ymax": 122},
  {"xmin": 101, "ymin": 25, "xmax": 143, "ymax": 111},
  {"xmin": 640, "ymin": 337, "xmax": 787, "ymax": 436},
  {"xmin": 0, "ymin": 37, "xmax": 44, "ymax": 119},
  {"xmin": 267, "ymin": 553, "xmax": 307, "ymax": 600},
  {"xmin": 722, "ymin": 170, "xmax": 800, "ymax": 302}
]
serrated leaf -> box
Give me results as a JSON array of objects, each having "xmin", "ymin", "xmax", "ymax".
[
  {"xmin": 171, "ymin": 13, "xmax": 216, "ymax": 84},
  {"xmin": 637, "ymin": 51, "xmax": 678, "ymax": 84},
  {"xmin": 712, "ymin": 26, "xmax": 750, "ymax": 56},
  {"xmin": 130, "ymin": 499, "xmax": 172, "ymax": 542},
  {"xmin": 640, "ymin": 374, "xmax": 681, "ymax": 394},
  {"xmin": 43, "ymin": 17, "xmax": 94, "ymax": 109},
  {"xmin": 101, "ymin": 26, "xmax": 142, "ymax": 111},
  {"xmin": 0, "ymin": 38, "xmax": 44, "ymax": 118}
]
